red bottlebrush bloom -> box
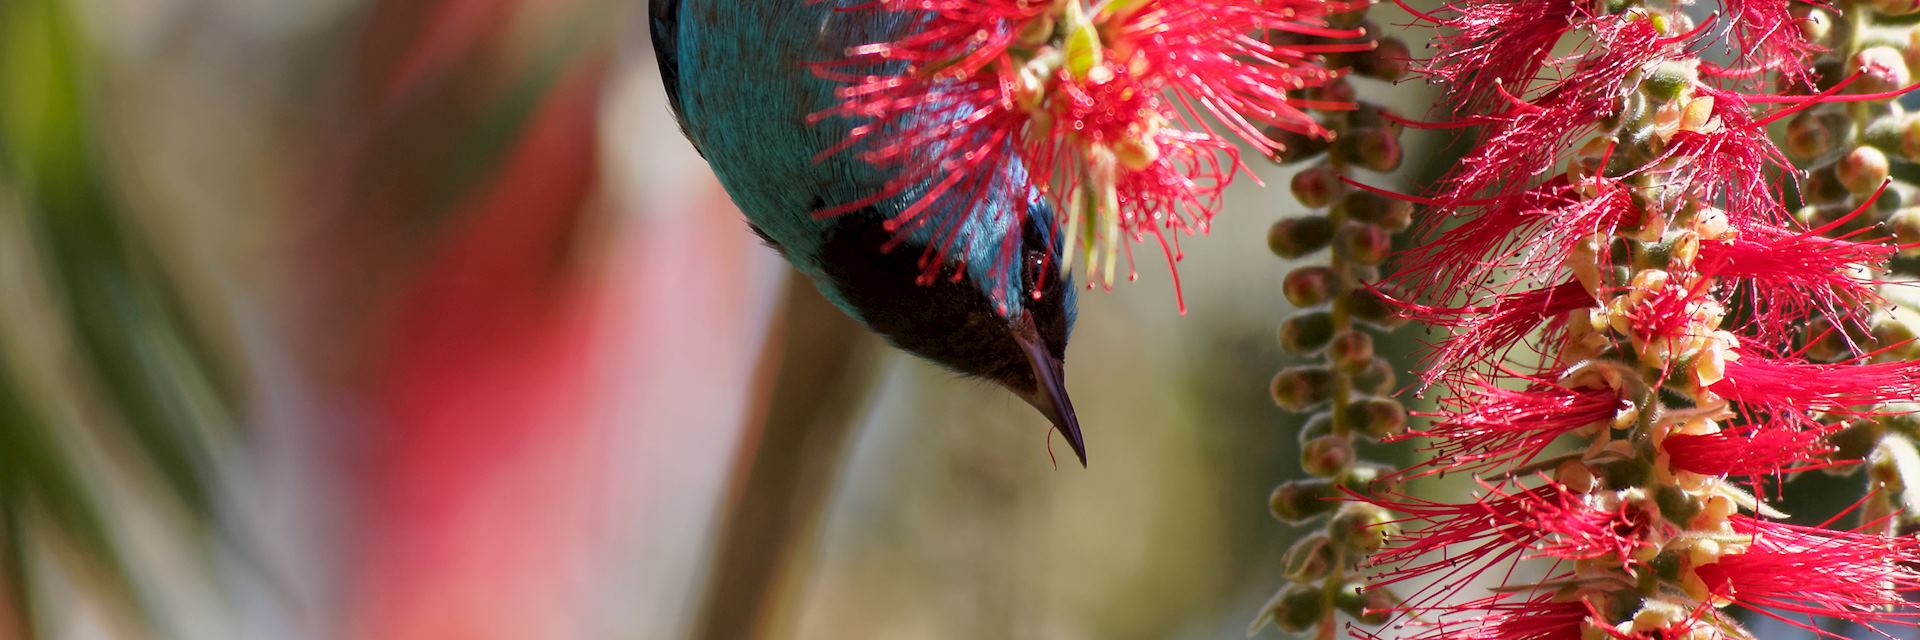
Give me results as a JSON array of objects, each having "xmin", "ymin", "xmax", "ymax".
[
  {"xmin": 1392, "ymin": 376, "xmax": 1625, "ymax": 477},
  {"xmin": 1691, "ymin": 516, "xmax": 1920, "ymax": 636},
  {"xmin": 1435, "ymin": 19, "xmax": 1674, "ymax": 203},
  {"xmin": 1400, "ymin": 280, "xmax": 1596, "ymax": 387},
  {"xmin": 1402, "ymin": 0, "xmax": 1588, "ymax": 114},
  {"xmin": 813, "ymin": 0, "xmax": 1358, "ymax": 296},
  {"xmin": 1711, "ymin": 353, "xmax": 1920, "ymax": 413},
  {"xmin": 1360, "ymin": 594, "xmax": 1594, "ymax": 640},
  {"xmin": 1662, "ymin": 423, "xmax": 1840, "ymax": 477},
  {"xmin": 1633, "ymin": 89, "xmax": 1798, "ymax": 226},
  {"xmin": 1698, "ymin": 211, "xmax": 1897, "ymax": 339},
  {"xmin": 1366, "ymin": 481, "xmax": 1651, "ymax": 597},
  {"xmin": 1722, "ymin": 0, "xmax": 1824, "ymax": 86},
  {"xmin": 1389, "ymin": 176, "xmax": 1633, "ymax": 305}
]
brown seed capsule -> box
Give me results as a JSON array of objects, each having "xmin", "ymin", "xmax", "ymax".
[
  {"xmin": 1338, "ymin": 189, "xmax": 1414, "ymax": 231},
  {"xmin": 1302, "ymin": 434, "xmax": 1356, "ymax": 477},
  {"xmin": 1327, "ymin": 329, "xmax": 1376, "ymax": 375},
  {"xmin": 1351, "ymin": 357, "xmax": 1398, "ymax": 395},
  {"xmin": 1347, "ymin": 396, "xmax": 1409, "ymax": 440},
  {"xmin": 1268, "ymin": 216, "xmax": 1335, "ymax": 258},
  {"xmin": 1283, "ymin": 266, "xmax": 1337, "ymax": 307},
  {"xmin": 1355, "ymin": 38, "xmax": 1411, "ymax": 82},
  {"xmin": 1851, "ymin": 46, "xmax": 1912, "ymax": 95},
  {"xmin": 1328, "ymin": 503, "xmax": 1397, "ymax": 554},
  {"xmin": 1269, "ymin": 478, "xmax": 1340, "ymax": 523},
  {"xmin": 1270, "ymin": 584, "xmax": 1329, "ymax": 633},
  {"xmin": 1279, "ymin": 310, "xmax": 1337, "ymax": 354},
  {"xmin": 1338, "ymin": 127, "xmax": 1403, "ymax": 173},
  {"xmin": 1341, "ymin": 223, "xmax": 1394, "ymax": 266},
  {"xmin": 1837, "ymin": 146, "xmax": 1891, "ymax": 195},
  {"xmin": 1344, "ymin": 286, "xmax": 1407, "ymax": 329},
  {"xmin": 1282, "ymin": 534, "xmax": 1337, "ymax": 582},
  {"xmin": 1333, "ymin": 581, "xmax": 1397, "ymax": 626},
  {"xmin": 1270, "ymin": 366, "xmax": 1335, "ymax": 411},
  {"xmin": 1783, "ymin": 111, "xmax": 1835, "ymax": 161},
  {"xmin": 1265, "ymin": 125, "xmax": 1332, "ymax": 165},
  {"xmin": 1291, "ymin": 164, "xmax": 1345, "ymax": 208}
]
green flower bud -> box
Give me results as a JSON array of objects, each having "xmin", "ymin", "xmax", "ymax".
[
  {"xmin": 1347, "ymin": 396, "xmax": 1409, "ymax": 440},
  {"xmin": 1812, "ymin": 58, "xmax": 1848, "ymax": 93},
  {"xmin": 1345, "ymin": 286, "xmax": 1408, "ymax": 330},
  {"xmin": 1265, "ymin": 125, "xmax": 1332, "ymax": 165},
  {"xmin": 1282, "ymin": 534, "xmax": 1337, "ymax": 582},
  {"xmin": 1268, "ymin": 216, "xmax": 1335, "ymax": 258},
  {"xmin": 1877, "ymin": 0, "xmax": 1920, "ymax": 16},
  {"xmin": 1291, "ymin": 165, "xmax": 1345, "ymax": 208},
  {"xmin": 1827, "ymin": 421, "xmax": 1885, "ymax": 470},
  {"xmin": 1351, "ymin": 357, "xmax": 1398, "ymax": 395},
  {"xmin": 1269, "ymin": 478, "xmax": 1340, "ymax": 523},
  {"xmin": 1269, "ymin": 584, "xmax": 1329, "ymax": 633},
  {"xmin": 1865, "ymin": 113, "xmax": 1906, "ymax": 154},
  {"xmin": 1793, "ymin": 6, "xmax": 1832, "ymax": 43},
  {"xmin": 1640, "ymin": 61, "xmax": 1695, "ymax": 102},
  {"xmin": 1803, "ymin": 315, "xmax": 1853, "ymax": 362},
  {"xmin": 1338, "ymin": 190, "xmax": 1414, "ymax": 231},
  {"xmin": 1271, "ymin": 366, "xmax": 1335, "ymax": 411},
  {"xmin": 1309, "ymin": 79, "xmax": 1357, "ymax": 105},
  {"xmin": 1838, "ymin": 146, "xmax": 1892, "ymax": 195},
  {"xmin": 1340, "ymin": 462, "xmax": 1403, "ymax": 496},
  {"xmin": 1328, "ymin": 329, "xmax": 1375, "ymax": 375},
  {"xmin": 1802, "ymin": 163, "xmax": 1852, "ymax": 204},
  {"xmin": 1851, "ymin": 47, "xmax": 1912, "ymax": 95},
  {"xmin": 1347, "ymin": 103, "xmax": 1400, "ymax": 133},
  {"xmin": 1653, "ymin": 483, "xmax": 1700, "ymax": 527},
  {"xmin": 1875, "ymin": 314, "xmax": 1920, "ymax": 358},
  {"xmin": 1332, "ymin": 580, "xmax": 1397, "ymax": 626},
  {"xmin": 1284, "ymin": 266, "xmax": 1337, "ymax": 307},
  {"xmin": 1783, "ymin": 111, "xmax": 1838, "ymax": 161},
  {"xmin": 1297, "ymin": 411, "xmax": 1335, "ymax": 446},
  {"xmin": 1592, "ymin": 455, "xmax": 1652, "ymax": 490},
  {"xmin": 1338, "ymin": 127, "xmax": 1403, "ymax": 173},
  {"xmin": 1328, "ymin": 503, "xmax": 1397, "ymax": 554},
  {"xmin": 1340, "ymin": 223, "xmax": 1394, "ymax": 266},
  {"xmin": 1889, "ymin": 207, "xmax": 1920, "ymax": 255},
  {"xmin": 1302, "ymin": 434, "xmax": 1356, "ymax": 477},
  {"xmin": 1355, "ymin": 38, "xmax": 1410, "ymax": 82},
  {"xmin": 1325, "ymin": 8, "xmax": 1367, "ymax": 30},
  {"xmin": 1279, "ymin": 309, "xmax": 1337, "ymax": 354}
]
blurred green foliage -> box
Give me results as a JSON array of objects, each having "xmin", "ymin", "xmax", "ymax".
[{"xmin": 0, "ymin": 0, "xmax": 233, "ymax": 634}]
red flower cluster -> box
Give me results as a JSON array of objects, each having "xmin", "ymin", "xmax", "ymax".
[
  {"xmin": 813, "ymin": 0, "xmax": 1363, "ymax": 306},
  {"xmin": 1358, "ymin": 2, "xmax": 1920, "ymax": 638}
]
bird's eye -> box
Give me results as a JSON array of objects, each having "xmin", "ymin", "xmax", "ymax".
[{"xmin": 1023, "ymin": 249, "xmax": 1050, "ymax": 297}]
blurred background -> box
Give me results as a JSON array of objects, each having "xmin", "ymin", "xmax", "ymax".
[{"xmin": 0, "ymin": 1, "xmax": 1449, "ymax": 639}]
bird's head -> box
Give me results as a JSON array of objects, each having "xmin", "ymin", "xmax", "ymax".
[{"xmin": 814, "ymin": 199, "xmax": 1084, "ymax": 464}]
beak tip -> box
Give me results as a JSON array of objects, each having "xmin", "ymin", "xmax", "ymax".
[{"xmin": 1010, "ymin": 312, "xmax": 1086, "ymax": 468}]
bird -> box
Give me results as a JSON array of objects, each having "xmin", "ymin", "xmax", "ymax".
[{"xmin": 649, "ymin": 0, "xmax": 1087, "ymax": 464}]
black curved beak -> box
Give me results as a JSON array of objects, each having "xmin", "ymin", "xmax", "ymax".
[{"xmin": 1010, "ymin": 313, "xmax": 1086, "ymax": 467}]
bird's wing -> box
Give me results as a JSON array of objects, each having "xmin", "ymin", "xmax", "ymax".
[{"xmin": 647, "ymin": 0, "xmax": 697, "ymax": 154}]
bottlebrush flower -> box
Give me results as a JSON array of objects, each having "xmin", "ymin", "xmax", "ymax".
[
  {"xmin": 1359, "ymin": 594, "xmax": 1596, "ymax": 640},
  {"xmin": 1400, "ymin": 0, "xmax": 1588, "ymax": 114},
  {"xmin": 812, "ymin": 0, "xmax": 1361, "ymax": 303},
  {"xmin": 1396, "ymin": 280, "xmax": 1596, "ymax": 387},
  {"xmin": 1359, "ymin": 1, "xmax": 1920, "ymax": 637},
  {"xmin": 1365, "ymin": 481, "xmax": 1651, "ymax": 594},
  {"xmin": 1391, "ymin": 374, "xmax": 1626, "ymax": 477},
  {"xmin": 1381, "ymin": 174, "xmax": 1634, "ymax": 305},
  {"xmin": 1660, "ymin": 422, "xmax": 1839, "ymax": 477},
  {"xmin": 1686, "ymin": 516, "xmax": 1920, "ymax": 635},
  {"xmin": 1710, "ymin": 352, "xmax": 1920, "ymax": 413}
]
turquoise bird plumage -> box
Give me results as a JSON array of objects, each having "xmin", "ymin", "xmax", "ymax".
[{"xmin": 650, "ymin": 0, "xmax": 1087, "ymax": 463}]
